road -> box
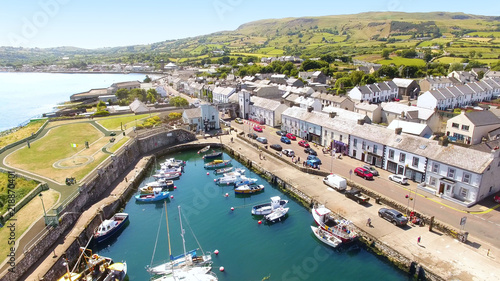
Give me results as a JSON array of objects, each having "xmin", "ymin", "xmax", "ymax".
[{"xmin": 232, "ymin": 120, "xmax": 500, "ymax": 248}]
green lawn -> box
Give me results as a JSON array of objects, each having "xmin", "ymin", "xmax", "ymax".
[
  {"xmin": 466, "ymin": 31, "xmax": 500, "ymax": 37},
  {"xmin": 376, "ymin": 57, "xmax": 426, "ymax": 66},
  {"xmin": 435, "ymin": 57, "xmax": 500, "ymax": 64},
  {"xmin": 0, "ymin": 172, "xmax": 39, "ymax": 215},
  {"xmin": 96, "ymin": 113, "xmax": 156, "ymax": 130},
  {"xmin": 108, "ymin": 137, "xmax": 130, "ymax": 153},
  {"xmin": 0, "ymin": 120, "xmax": 46, "ymax": 149}
]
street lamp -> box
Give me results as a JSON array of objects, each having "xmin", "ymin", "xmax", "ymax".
[{"xmin": 39, "ymin": 193, "xmax": 47, "ymax": 225}]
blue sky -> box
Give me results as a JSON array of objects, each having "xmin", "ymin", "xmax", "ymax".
[{"xmin": 1, "ymin": 0, "xmax": 499, "ymax": 49}]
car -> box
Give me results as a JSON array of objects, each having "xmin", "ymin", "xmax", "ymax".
[
  {"xmin": 354, "ymin": 167, "xmax": 373, "ymax": 180},
  {"xmin": 304, "ymin": 147, "xmax": 317, "ymax": 156},
  {"xmin": 280, "ymin": 136, "xmax": 291, "ymax": 144},
  {"xmin": 235, "ymin": 118, "xmax": 243, "ymax": 124},
  {"xmin": 270, "ymin": 144, "xmax": 282, "ymax": 151},
  {"xmin": 285, "ymin": 133, "xmax": 296, "ymax": 140},
  {"xmin": 298, "ymin": 140, "xmax": 310, "ymax": 148},
  {"xmin": 276, "ymin": 130, "xmax": 287, "ymax": 136},
  {"xmin": 388, "ymin": 174, "xmax": 408, "ymax": 185},
  {"xmin": 378, "ymin": 208, "xmax": 408, "ymax": 226},
  {"xmin": 363, "ymin": 165, "xmax": 379, "ymax": 176},
  {"xmin": 247, "ymin": 133, "xmax": 258, "ymax": 139},
  {"xmin": 307, "ymin": 155, "xmax": 322, "ymax": 165},
  {"xmin": 253, "ymin": 126, "xmax": 263, "ymax": 132},
  {"xmin": 109, "ymin": 132, "xmax": 116, "ymax": 136},
  {"xmin": 256, "ymin": 137, "xmax": 267, "ymax": 144},
  {"xmin": 282, "ymin": 149, "xmax": 295, "ymax": 157}
]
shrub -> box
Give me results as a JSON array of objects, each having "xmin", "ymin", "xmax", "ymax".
[{"xmin": 92, "ymin": 110, "xmax": 110, "ymax": 117}]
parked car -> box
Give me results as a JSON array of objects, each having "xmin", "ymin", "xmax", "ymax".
[
  {"xmin": 307, "ymin": 155, "xmax": 322, "ymax": 165},
  {"xmin": 345, "ymin": 188, "xmax": 370, "ymax": 204},
  {"xmin": 253, "ymin": 126, "xmax": 263, "ymax": 132},
  {"xmin": 286, "ymin": 133, "xmax": 296, "ymax": 140},
  {"xmin": 378, "ymin": 208, "xmax": 408, "ymax": 226},
  {"xmin": 298, "ymin": 140, "xmax": 310, "ymax": 148},
  {"xmin": 276, "ymin": 130, "xmax": 287, "ymax": 136},
  {"xmin": 282, "ymin": 149, "xmax": 295, "ymax": 157},
  {"xmin": 235, "ymin": 118, "xmax": 243, "ymax": 124},
  {"xmin": 280, "ymin": 136, "xmax": 291, "ymax": 144},
  {"xmin": 256, "ymin": 137, "xmax": 267, "ymax": 144},
  {"xmin": 323, "ymin": 174, "xmax": 347, "ymax": 191},
  {"xmin": 363, "ymin": 165, "xmax": 379, "ymax": 176},
  {"xmin": 388, "ymin": 174, "xmax": 408, "ymax": 185},
  {"xmin": 304, "ymin": 147, "xmax": 317, "ymax": 156},
  {"xmin": 109, "ymin": 132, "xmax": 116, "ymax": 136},
  {"xmin": 270, "ymin": 144, "xmax": 282, "ymax": 151},
  {"xmin": 247, "ymin": 133, "xmax": 258, "ymax": 139},
  {"xmin": 354, "ymin": 167, "xmax": 373, "ymax": 180}
]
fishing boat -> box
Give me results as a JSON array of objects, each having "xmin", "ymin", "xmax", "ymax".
[
  {"xmin": 202, "ymin": 151, "xmax": 222, "ymax": 160},
  {"xmin": 311, "ymin": 205, "xmax": 357, "ymax": 243},
  {"xmin": 264, "ymin": 206, "xmax": 289, "ymax": 223},
  {"xmin": 93, "ymin": 213, "xmax": 129, "ymax": 243},
  {"xmin": 310, "ymin": 226, "xmax": 342, "ymax": 248},
  {"xmin": 135, "ymin": 188, "xmax": 170, "ymax": 202},
  {"xmin": 197, "ymin": 145, "xmax": 210, "ymax": 154},
  {"xmin": 163, "ymin": 158, "xmax": 186, "ymax": 167},
  {"xmin": 222, "ymin": 168, "xmax": 246, "ymax": 177},
  {"xmin": 204, "ymin": 159, "xmax": 231, "ymax": 169},
  {"xmin": 147, "ymin": 204, "xmax": 213, "ymax": 276},
  {"xmin": 233, "ymin": 176, "xmax": 258, "ymax": 187},
  {"xmin": 103, "ymin": 262, "xmax": 128, "ymax": 281},
  {"xmin": 213, "ymin": 167, "xmax": 233, "ymax": 175},
  {"xmin": 145, "ymin": 179, "xmax": 174, "ymax": 189},
  {"xmin": 251, "ymin": 196, "xmax": 288, "ymax": 215},
  {"xmin": 57, "ymin": 249, "xmax": 126, "ymax": 281},
  {"xmin": 214, "ymin": 175, "xmax": 242, "ymax": 185},
  {"xmin": 234, "ymin": 183, "xmax": 264, "ymax": 194},
  {"xmin": 151, "ymin": 266, "xmax": 218, "ymax": 281},
  {"xmin": 153, "ymin": 171, "xmax": 181, "ymax": 180},
  {"xmin": 157, "ymin": 166, "xmax": 183, "ymax": 174}
]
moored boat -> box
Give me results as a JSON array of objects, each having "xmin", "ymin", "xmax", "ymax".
[
  {"xmin": 251, "ymin": 196, "xmax": 288, "ymax": 215},
  {"xmin": 204, "ymin": 159, "xmax": 231, "ymax": 169},
  {"xmin": 311, "ymin": 205, "xmax": 357, "ymax": 243},
  {"xmin": 197, "ymin": 145, "xmax": 210, "ymax": 154},
  {"xmin": 153, "ymin": 171, "xmax": 181, "ymax": 180},
  {"xmin": 233, "ymin": 176, "xmax": 258, "ymax": 187},
  {"xmin": 234, "ymin": 183, "xmax": 264, "ymax": 194},
  {"xmin": 135, "ymin": 188, "xmax": 170, "ymax": 202},
  {"xmin": 215, "ymin": 175, "xmax": 242, "ymax": 185},
  {"xmin": 103, "ymin": 262, "xmax": 128, "ymax": 281},
  {"xmin": 264, "ymin": 207, "xmax": 289, "ymax": 223},
  {"xmin": 151, "ymin": 266, "xmax": 218, "ymax": 281},
  {"xmin": 202, "ymin": 151, "xmax": 223, "ymax": 160},
  {"xmin": 145, "ymin": 179, "xmax": 174, "ymax": 189},
  {"xmin": 213, "ymin": 167, "xmax": 233, "ymax": 175},
  {"xmin": 310, "ymin": 225, "xmax": 342, "ymax": 248},
  {"xmin": 163, "ymin": 158, "xmax": 186, "ymax": 167},
  {"xmin": 223, "ymin": 168, "xmax": 246, "ymax": 177},
  {"xmin": 93, "ymin": 213, "xmax": 129, "ymax": 244},
  {"xmin": 57, "ymin": 249, "xmax": 123, "ymax": 281}
]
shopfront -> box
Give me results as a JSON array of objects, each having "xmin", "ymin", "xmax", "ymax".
[{"xmin": 333, "ymin": 140, "xmax": 348, "ymax": 155}]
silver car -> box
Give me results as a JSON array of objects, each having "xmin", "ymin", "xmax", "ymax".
[{"xmin": 363, "ymin": 165, "xmax": 379, "ymax": 176}]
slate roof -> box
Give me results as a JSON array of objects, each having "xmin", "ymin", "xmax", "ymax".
[
  {"xmin": 251, "ymin": 96, "xmax": 283, "ymax": 111},
  {"xmin": 392, "ymin": 78, "xmax": 416, "ymax": 88},
  {"xmin": 387, "ymin": 120, "xmax": 429, "ymax": 136},
  {"xmin": 465, "ymin": 110, "xmax": 500, "ymax": 126},
  {"xmin": 183, "ymin": 108, "xmax": 201, "ymax": 119}
]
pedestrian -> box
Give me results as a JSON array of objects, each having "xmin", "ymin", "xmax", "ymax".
[
  {"xmin": 417, "ymin": 236, "xmax": 421, "ymax": 244},
  {"xmin": 297, "ymin": 156, "xmax": 300, "ymax": 163},
  {"xmin": 303, "ymin": 161, "xmax": 306, "ymax": 167},
  {"xmin": 366, "ymin": 218, "xmax": 371, "ymax": 227}
]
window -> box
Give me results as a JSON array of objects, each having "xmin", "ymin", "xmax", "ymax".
[
  {"xmin": 353, "ymin": 139, "xmax": 358, "ymax": 147},
  {"xmin": 460, "ymin": 187, "xmax": 468, "ymax": 198},
  {"xmin": 412, "ymin": 157, "xmax": 419, "ymax": 167},
  {"xmin": 399, "ymin": 153, "xmax": 406, "ymax": 163},
  {"xmin": 461, "ymin": 125, "xmax": 469, "ymax": 131},
  {"xmin": 373, "ymin": 145, "xmax": 378, "ymax": 154},
  {"xmin": 447, "ymin": 168, "xmax": 455, "ymax": 178},
  {"xmin": 452, "ymin": 123, "xmax": 459, "ymax": 128},
  {"xmin": 362, "ymin": 141, "xmax": 366, "ymax": 150},
  {"xmin": 432, "ymin": 163, "xmax": 439, "ymax": 173},
  {"xmin": 429, "ymin": 177, "xmax": 437, "ymax": 186},
  {"xmin": 339, "ymin": 135, "xmax": 343, "ymax": 142},
  {"xmin": 389, "ymin": 149, "xmax": 394, "ymax": 159},
  {"xmin": 462, "ymin": 173, "xmax": 471, "ymax": 184},
  {"xmin": 353, "ymin": 150, "xmax": 357, "ymax": 158},
  {"xmin": 331, "ymin": 132, "xmax": 334, "ymax": 139}
]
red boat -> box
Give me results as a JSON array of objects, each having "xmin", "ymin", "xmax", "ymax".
[{"xmin": 311, "ymin": 205, "xmax": 357, "ymax": 243}]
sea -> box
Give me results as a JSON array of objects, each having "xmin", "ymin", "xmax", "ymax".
[
  {"xmin": 92, "ymin": 150, "xmax": 409, "ymax": 281},
  {"xmin": 0, "ymin": 72, "xmax": 149, "ymax": 132}
]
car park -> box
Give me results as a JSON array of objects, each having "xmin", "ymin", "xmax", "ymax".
[
  {"xmin": 253, "ymin": 126, "xmax": 263, "ymax": 132},
  {"xmin": 354, "ymin": 167, "xmax": 373, "ymax": 180},
  {"xmin": 256, "ymin": 137, "xmax": 267, "ymax": 144},
  {"xmin": 280, "ymin": 136, "xmax": 291, "ymax": 144},
  {"xmin": 286, "ymin": 133, "xmax": 296, "ymax": 140},
  {"xmin": 235, "ymin": 118, "xmax": 243, "ymax": 124},
  {"xmin": 247, "ymin": 133, "xmax": 258, "ymax": 139},
  {"xmin": 276, "ymin": 130, "xmax": 287, "ymax": 136},
  {"xmin": 282, "ymin": 149, "xmax": 295, "ymax": 157},
  {"xmin": 388, "ymin": 174, "xmax": 408, "ymax": 185},
  {"xmin": 298, "ymin": 140, "xmax": 310, "ymax": 148},
  {"xmin": 362, "ymin": 165, "xmax": 379, "ymax": 176},
  {"xmin": 270, "ymin": 144, "xmax": 282, "ymax": 151},
  {"xmin": 307, "ymin": 155, "xmax": 322, "ymax": 165},
  {"xmin": 304, "ymin": 147, "xmax": 317, "ymax": 156},
  {"xmin": 378, "ymin": 208, "xmax": 408, "ymax": 226}
]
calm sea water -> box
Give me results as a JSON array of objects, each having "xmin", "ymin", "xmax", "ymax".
[
  {"xmin": 0, "ymin": 72, "xmax": 148, "ymax": 131},
  {"xmin": 94, "ymin": 150, "xmax": 408, "ymax": 281}
]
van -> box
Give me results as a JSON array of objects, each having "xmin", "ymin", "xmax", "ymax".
[{"xmin": 323, "ymin": 174, "xmax": 347, "ymax": 191}]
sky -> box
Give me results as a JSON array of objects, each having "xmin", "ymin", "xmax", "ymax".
[{"xmin": 1, "ymin": 0, "xmax": 499, "ymax": 49}]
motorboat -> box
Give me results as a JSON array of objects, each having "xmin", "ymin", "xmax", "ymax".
[
  {"xmin": 223, "ymin": 168, "xmax": 245, "ymax": 177},
  {"xmin": 57, "ymin": 249, "xmax": 126, "ymax": 281},
  {"xmin": 103, "ymin": 262, "xmax": 127, "ymax": 281},
  {"xmin": 157, "ymin": 166, "xmax": 183, "ymax": 174},
  {"xmin": 197, "ymin": 145, "xmax": 210, "ymax": 154},
  {"xmin": 251, "ymin": 196, "xmax": 288, "ymax": 215},
  {"xmin": 215, "ymin": 175, "xmax": 242, "ymax": 185},
  {"xmin": 310, "ymin": 226, "xmax": 342, "ymax": 248},
  {"xmin": 311, "ymin": 205, "xmax": 357, "ymax": 243},
  {"xmin": 213, "ymin": 167, "xmax": 233, "ymax": 175},
  {"xmin": 153, "ymin": 171, "xmax": 181, "ymax": 180},
  {"xmin": 135, "ymin": 188, "xmax": 170, "ymax": 202},
  {"xmin": 163, "ymin": 158, "xmax": 186, "ymax": 167},
  {"xmin": 202, "ymin": 151, "xmax": 223, "ymax": 160},
  {"xmin": 145, "ymin": 179, "xmax": 174, "ymax": 189},
  {"xmin": 151, "ymin": 266, "xmax": 217, "ymax": 281},
  {"xmin": 234, "ymin": 183, "xmax": 264, "ymax": 194},
  {"xmin": 233, "ymin": 176, "xmax": 258, "ymax": 187},
  {"xmin": 264, "ymin": 207, "xmax": 289, "ymax": 223},
  {"xmin": 204, "ymin": 159, "xmax": 231, "ymax": 169},
  {"xmin": 93, "ymin": 213, "xmax": 129, "ymax": 243}
]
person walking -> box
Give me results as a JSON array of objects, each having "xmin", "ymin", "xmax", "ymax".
[
  {"xmin": 366, "ymin": 218, "xmax": 371, "ymax": 227},
  {"xmin": 417, "ymin": 236, "xmax": 421, "ymax": 244}
]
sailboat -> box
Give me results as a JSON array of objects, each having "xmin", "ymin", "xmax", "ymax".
[{"xmin": 147, "ymin": 203, "xmax": 213, "ymax": 277}]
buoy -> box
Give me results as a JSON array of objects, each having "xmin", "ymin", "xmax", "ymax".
[
  {"xmin": 225, "ymin": 193, "xmax": 229, "ymax": 197},
  {"xmin": 219, "ymin": 266, "xmax": 225, "ymax": 272},
  {"xmin": 170, "ymin": 195, "xmax": 174, "ymax": 199},
  {"xmin": 258, "ymin": 220, "xmax": 262, "ymax": 225},
  {"xmin": 214, "ymin": 179, "xmax": 217, "ymax": 182},
  {"xmin": 214, "ymin": 249, "xmax": 219, "ymax": 255},
  {"xmin": 174, "ymin": 186, "xmax": 177, "ymax": 189},
  {"xmin": 230, "ymin": 207, "xmax": 234, "ymax": 211},
  {"xmin": 207, "ymin": 172, "xmax": 210, "ymax": 175}
]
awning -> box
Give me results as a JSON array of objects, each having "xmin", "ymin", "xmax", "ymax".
[{"xmin": 440, "ymin": 178, "xmax": 456, "ymax": 184}]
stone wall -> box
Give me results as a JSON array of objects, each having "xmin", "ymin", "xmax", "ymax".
[{"xmin": 0, "ymin": 121, "xmax": 48, "ymax": 155}]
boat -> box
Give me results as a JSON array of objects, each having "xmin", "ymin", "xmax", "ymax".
[
  {"xmin": 222, "ymin": 168, "xmax": 246, "ymax": 177},
  {"xmin": 233, "ymin": 176, "xmax": 258, "ymax": 187},
  {"xmin": 213, "ymin": 167, "xmax": 233, "ymax": 175},
  {"xmin": 157, "ymin": 166, "xmax": 183, "ymax": 174},
  {"xmin": 215, "ymin": 175, "xmax": 242, "ymax": 185},
  {"xmin": 145, "ymin": 179, "xmax": 174, "ymax": 189},
  {"xmin": 147, "ymin": 204, "xmax": 213, "ymax": 277},
  {"xmin": 197, "ymin": 145, "xmax": 210, "ymax": 154},
  {"xmin": 202, "ymin": 151, "xmax": 223, "ymax": 160},
  {"xmin": 204, "ymin": 159, "xmax": 231, "ymax": 169},
  {"xmin": 251, "ymin": 196, "xmax": 289, "ymax": 215},
  {"xmin": 93, "ymin": 213, "xmax": 129, "ymax": 243},
  {"xmin": 151, "ymin": 266, "xmax": 218, "ymax": 281},
  {"xmin": 234, "ymin": 183, "xmax": 264, "ymax": 194},
  {"xmin": 163, "ymin": 158, "xmax": 186, "ymax": 167},
  {"xmin": 153, "ymin": 171, "xmax": 181, "ymax": 180},
  {"xmin": 57, "ymin": 249, "xmax": 126, "ymax": 281},
  {"xmin": 135, "ymin": 188, "xmax": 170, "ymax": 202},
  {"xmin": 103, "ymin": 262, "xmax": 128, "ymax": 281},
  {"xmin": 310, "ymin": 226, "xmax": 342, "ymax": 248},
  {"xmin": 311, "ymin": 205, "xmax": 357, "ymax": 243},
  {"xmin": 264, "ymin": 206, "xmax": 289, "ymax": 223}
]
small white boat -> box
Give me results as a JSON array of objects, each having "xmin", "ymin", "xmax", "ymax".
[
  {"xmin": 145, "ymin": 179, "xmax": 174, "ymax": 189},
  {"xmin": 310, "ymin": 226, "xmax": 342, "ymax": 248},
  {"xmin": 312, "ymin": 205, "xmax": 357, "ymax": 243},
  {"xmin": 198, "ymin": 145, "xmax": 210, "ymax": 154},
  {"xmin": 251, "ymin": 196, "xmax": 288, "ymax": 215},
  {"xmin": 234, "ymin": 176, "xmax": 258, "ymax": 187},
  {"xmin": 157, "ymin": 166, "xmax": 183, "ymax": 174},
  {"xmin": 223, "ymin": 168, "xmax": 246, "ymax": 177},
  {"xmin": 151, "ymin": 266, "xmax": 217, "ymax": 281},
  {"xmin": 153, "ymin": 171, "xmax": 181, "ymax": 180},
  {"xmin": 215, "ymin": 175, "xmax": 242, "ymax": 185},
  {"xmin": 234, "ymin": 183, "xmax": 264, "ymax": 194},
  {"xmin": 163, "ymin": 158, "xmax": 186, "ymax": 167},
  {"xmin": 213, "ymin": 167, "xmax": 233, "ymax": 175},
  {"xmin": 265, "ymin": 207, "xmax": 289, "ymax": 222}
]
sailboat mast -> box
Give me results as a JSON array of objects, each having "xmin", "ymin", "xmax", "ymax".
[
  {"xmin": 178, "ymin": 206, "xmax": 188, "ymax": 261},
  {"xmin": 165, "ymin": 201, "xmax": 172, "ymax": 260}
]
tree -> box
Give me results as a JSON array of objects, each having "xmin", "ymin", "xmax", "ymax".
[
  {"xmin": 116, "ymin": 89, "xmax": 130, "ymax": 100},
  {"xmin": 423, "ymin": 51, "xmax": 433, "ymax": 62},
  {"xmin": 143, "ymin": 75, "xmax": 152, "ymax": 83},
  {"xmin": 96, "ymin": 101, "xmax": 106, "ymax": 111},
  {"xmin": 169, "ymin": 96, "xmax": 189, "ymax": 107},
  {"xmin": 448, "ymin": 62, "xmax": 463, "ymax": 74},
  {"xmin": 349, "ymin": 71, "xmax": 365, "ymax": 86},
  {"xmin": 382, "ymin": 49, "xmax": 391, "ymax": 60}
]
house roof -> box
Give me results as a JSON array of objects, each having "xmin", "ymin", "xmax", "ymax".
[
  {"xmin": 313, "ymin": 92, "xmax": 351, "ymax": 103},
  {"xmin": 322, "ymin": 106, "xmax": 369, "ymax": 122},
  {"xmin": 465, "ymin": 110, "xmax": 500, "ymax": 126},
  {"xmin": 129, "ymin": 99, "xmax": 149, "ymax": 113},
  {"xmin": 355, "ymin": 102, "xmax": 380, "ymax": 111},
  {"xmin": 387, "ymin": 120, "xmax": 429, "ymax": 136},
  {"xmin": 251, "ymin": 96, "xmax": 284, "ymax": 111},
  {"xmin": 381, "ymin": 102, "xmax": 435, "ymax": 121},
  {"xmin": 183, "ymin": 107, "xmax": 202, "ymax": 119},
  {"xmin": 392, "ymin": 78, "xmax": 416, "ymax": 88}
]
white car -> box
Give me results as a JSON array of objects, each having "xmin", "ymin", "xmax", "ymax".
[
  {"xmin": 282, "ymin": 149, "xmax": 295, "ymax": 157},
  {"xmin": 388, "ymin": 174, "xmax": 408, "ymax": 185}
]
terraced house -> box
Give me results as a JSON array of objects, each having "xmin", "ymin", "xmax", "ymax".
[{"xmin": 348, "ymin": 81, "xmax": 398, "ymax": 103}]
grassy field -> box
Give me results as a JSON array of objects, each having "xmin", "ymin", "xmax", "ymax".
[
  {"xmin": 466, "ymin": 31, "xmax": 500, "ymax": 37},
  {"xmin": 435, "ymin": 56, "xmax": 500, "ymax": 64},
  {"xmin": 0, "ymin": 120, "xmax": 46, "ymax": 149},
  {"xmin": 96, "ymin": 113, "xmax": 156, "ymax": 130},
  {"xmin": 376, "ymin": 56, "xmax": 426, "ymax": 66},
  {"xmin": 108, "ymin": 137, "xmax": 130, "ymax": 153},
  {"xmin": 0, "ymin": 172, "xmax": 40, "ymax": 215}
]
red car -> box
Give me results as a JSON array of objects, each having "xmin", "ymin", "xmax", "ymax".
[
  {"xmin": 495, "ymin": 195, "xmax": 500, "ymax": 203},
  {"xmin": 253, "ymin": 126, "xmax": 263, "ymax": 132},
  {"xmin": 354, "ymin": 167, "xmax": 373, "ymax": 180},
  {"xmin": 286, "ymin": 133, "xmax": 296, "ymax": 140},
  {"xmin": 298, "ymin": 140, "xmax": 310, "ymax": 148}
]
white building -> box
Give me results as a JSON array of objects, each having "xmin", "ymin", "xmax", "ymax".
[
  {"xmin": 281, "ymin": 107, "xmax": 324, "ymax": 143},
  {"xmin": 248, "ymin": 96, "xmax": 289, "ymax": 127},
  {"xmin": 182, "ymin": 104, "xmax": 220, "ymax": 132},
  {"xmin": 348, "ymin": 81, "xmax": 398, "ymax": 103},
  {"xmin": 212, "ymin": 87, "xmax": 235, "ymax": 104}
]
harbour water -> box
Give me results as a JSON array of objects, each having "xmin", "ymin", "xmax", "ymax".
[
  {"xmin": 93, "ymin": 149, "xmax": 408, "ymax": 281},
  {"xmin": 0, "ymin": 72, "xmax": 148, "ymax": 131}
]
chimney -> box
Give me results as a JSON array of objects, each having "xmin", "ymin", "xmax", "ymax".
[
  {"xmin": 357, "ymin": 119, "xmax": 365, "ymax": 125},
  {"xmin": 307, "ymin": 106, "xmax": 313, "ymax": 112},
  {"xmin": 329, "ymin": 112, "xmax": 337, "ymax": 118},
  {"xmin": 438, "ymin": 136, "xmax": 449, "ymax": 147},
  {"xmin": 395, "ymin": 127, "xmax": 402, "ymax": 135}
]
